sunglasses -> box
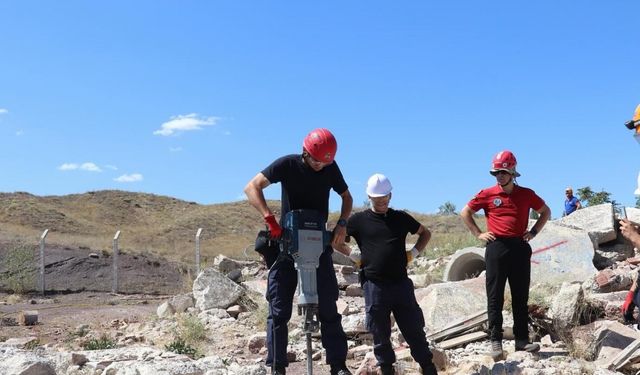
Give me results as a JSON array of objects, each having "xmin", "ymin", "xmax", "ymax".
[
  {"xmin": 305, "ymin": 153, "xmax": 331, "ymax": 167},
  {"xmin": 490, "ymin": 170, "xmax": 512, "ymax": 176}
]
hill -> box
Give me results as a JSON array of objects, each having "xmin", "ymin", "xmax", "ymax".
[{"xmin": 0, "ymin": 190, "xmax": 480, "ymax": 265}]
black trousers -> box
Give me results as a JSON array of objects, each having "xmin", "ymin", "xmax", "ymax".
[
  {"xmin": 485, "ymin": 237, "xmax": 532, "ymax": 341},
  {"xmin": 265, "ymin": 247, "xmax": 348, "ymax": 368},
  {"xmin": 363, "ymin": 278, "xmax": 433, "ymax": 367}
]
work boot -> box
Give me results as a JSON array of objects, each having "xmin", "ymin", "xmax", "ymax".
[
  {"xmin": 420, "ymin": 362, "xmax": 438, "ymax": 375},
  {"xmin": 515, "ymin": 339, "xmax": 540, "ymax": 353},
  {"xmin": 378, "ymin": 364, "xmax": 394, "ymax": 375},
  {"xmin": 330, "ymin": 363, "xmax": 353, "ymax": 375},
  {"xmin": 489, "ymin": 340, "xmax": 504, "ymax": 361},
  {"xmin": 271, "ymin": 366, "xmax": 286, "ymax": 375}
]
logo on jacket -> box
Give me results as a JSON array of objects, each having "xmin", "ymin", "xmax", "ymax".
[{"xmin": 493, "ymin": 198, "xmax": 502, "ymax": 207}]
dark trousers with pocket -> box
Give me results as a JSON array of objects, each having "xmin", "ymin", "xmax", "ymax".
[
  {"xmin": 265, "ymin": 247, "xmax": 348, "ymax": 368},
  {"xmin": 485, "ymin": 237, "xmax": 532, "ymax": 341},
  {"xmin": 363, "ymin": 277, "xmax": 434, "ymax": 368}
]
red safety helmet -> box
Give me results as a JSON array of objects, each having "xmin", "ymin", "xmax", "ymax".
[
  {"xmin": 490, "ymin": 150, "xmax": 521, "ymax": 177},
  {"xmin": 303, "ymin": 128, "xmax": 337, "ymax": 163}
]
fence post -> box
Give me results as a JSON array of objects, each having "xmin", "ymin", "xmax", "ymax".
[
  {"xmin": 112, "ymin": 230, "xmax": 121, "ymax": 293},
  {"xmin": 39, "ymin": 229, "xmax": 49, "ymax": 295},
  {"xmin": 195, "ymin": 228, "xmax": 203, "ymax": 276}
]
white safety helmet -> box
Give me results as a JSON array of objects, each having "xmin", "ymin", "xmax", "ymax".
[{"xmin": 366, "ymin": 173, "xmax": 392, "ymax": 197}]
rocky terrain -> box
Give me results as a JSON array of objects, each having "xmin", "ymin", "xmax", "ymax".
[{"xmin": 2, "ymin": 192, "xmax": 640, "ymax": 374}]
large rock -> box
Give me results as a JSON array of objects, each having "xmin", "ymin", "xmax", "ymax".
[
  {"xmin": 418, "ymin": 277, "xmax": 487, "ymax": 333},
  {"xmin": 169, "ymin": 293, "xmax": 195, "ymax": 313},
  {"xmin": 626, "ymin": 207, "xmax": 640, "ymax": 223},
  {"xmin": 556, "ymin": 203, "xmax": 616, "ymax": 246},
  {"xmin": 549, "ymin": 282, "xmax": 583, "ymax": 330},
  {"xmin": 527, "ymin": 221, "xmax": 597, "ymax": 284},
  {"xmin": 593, "ymin": 321, "xmax": 640, "ymax": 366},
  {"xmin": 213, "ymin": 255, "xmax": 256, "ymax": 273},
  {"xmin": 341, "ymin": 313, "xmax": 367, "ymax": 335},
  {"xmin": 0, "ymin": 352, "xmax": 56, "ymax": 375},
  {"xmin": 193, "ymin": 268, "xmax": 244, "ymax": 311},
  {"xmin": 572, "ymin": 320, "xmax": 640, "ymax": 365}
]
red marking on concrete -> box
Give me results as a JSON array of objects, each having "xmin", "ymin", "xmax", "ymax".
[{"xmin": 530, "ymin": 240, "xmax": 569, "ymax": 265}]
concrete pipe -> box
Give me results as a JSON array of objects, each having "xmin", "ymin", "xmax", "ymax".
[{"xmin": 443, "ymin": 247, "xmax": 486, "ymax": 282}]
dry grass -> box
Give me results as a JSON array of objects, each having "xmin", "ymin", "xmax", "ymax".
[{"xmin": 0, "ymin": 190, "xmax": 479, "ymax": 264}]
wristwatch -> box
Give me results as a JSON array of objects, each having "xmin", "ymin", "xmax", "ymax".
[
  {"xmin": 337, "ymin": 219, "xmax": 347, "ymax": 227},
  {"xmin": 529, "ymin": 228, "xmax": 538, "ymax": 237}
]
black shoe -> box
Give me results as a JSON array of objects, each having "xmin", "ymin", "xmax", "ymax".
[
  {"xmin": 515, "ymin": 339, "xmax": 540, "ymax": 352},
  {"xmin": 420, "ymin": 362, "xmax": 438, "ymax": 375},
  {"xmin": 330, "ymin": 364, "xmax": 353, "ymax": 375},
  {"xmin": 271, "ymin": 366, "xmax": 286, "ymax": 375},
  {"xmin": 379, "ymin": 364, "xmax": 394, "ymax": 375}
]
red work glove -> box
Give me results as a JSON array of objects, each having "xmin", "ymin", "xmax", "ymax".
[
  {"xmin": 622, "ymin": 290, "xmax": 635, "ymax": 319},
  {"xmin": 264, "ymin": 214, "xmax": 282, "ymax": 239}
]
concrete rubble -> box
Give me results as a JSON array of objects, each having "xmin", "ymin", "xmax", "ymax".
[{"xmin": 3, "ymin": 203, "xmax": 640, "ymax": 374}]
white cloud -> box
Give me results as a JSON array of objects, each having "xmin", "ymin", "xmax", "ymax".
[
  {"xmin": 15, "ymin": 130, "xmax": 23, "ymax": 136},
  {"xmin": 58, "ymin": 162, "xmax": 102, "ymax": 172},
  {"xmin": 153, "ymin": 113, "xmax": 219, "ymax": 136},
  {"xmin": 59, "ymin": 163, "xmax": 79, "ymax": 171},
  {"xmin": 223, "ymin": 131, "xmax": 231, "ymax": 136},
  {"xmin": 104, "ymin": 165, "xmax": 118, "ymax": 170},
  {"xmin": 169, "ymin": 147, "xmax": 183, "ymax": 152},
  {"xmin": 0, "ymin": 108, "xmax": 8, "ymax": 114},
  {"xmin": 80, "ymin": 162, "xmax": 101, "ymax": 172},
  {"xmin": 114, "ymin": 173, "xmax": 143, "ymax": 182}
]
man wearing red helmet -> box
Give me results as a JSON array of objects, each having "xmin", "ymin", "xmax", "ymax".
[
  {"xmin": 460, "ymin": 150, "xmax": 551, "ymax": 360},
  {"xmin": 244, "ymin": 128, "xmax": 353, "ymax": 375}
]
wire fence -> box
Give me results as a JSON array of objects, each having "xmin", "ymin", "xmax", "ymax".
[{"xmin": 0, "ymin": 228, "xmax": 209, "ymax": 296}]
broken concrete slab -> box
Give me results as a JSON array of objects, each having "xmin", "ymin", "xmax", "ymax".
[
  {"xmin": 626, "ymin": 207, "xmax": 640, "ymax": 223},
  {"xmin": 438, "ymin": 331, "xmax": 488, "ymax": 350},
  {"xmin": 418, "ymin": 277, "xmax": 487, "ymax": 333},
  {"xmin": 556, "ymin": 203, "xmax": 616, "ymax": 246},
  {"xmin": 427, "ymin": 310, "xmax": 487, "ymax": 342},
  {"xmin": 606, "ymin": 338, "xmax": 640, "ymax": 370},
  {"xmin": 528, "ymin": 221, "xmax": 597, "ymax": 284}
]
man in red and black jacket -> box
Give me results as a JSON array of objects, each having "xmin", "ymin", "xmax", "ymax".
[{"xmin": 461, "ymin": 150, "xmax": 550, "ymax": 360}]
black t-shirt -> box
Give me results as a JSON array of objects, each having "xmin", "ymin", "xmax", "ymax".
[
  {"xmin": 346, "ymin": 208, "xmax": 420, "ymax": 282},
  {"xmin": 262, "ymin": 154, "xmax": 348, "ymax": 223}
]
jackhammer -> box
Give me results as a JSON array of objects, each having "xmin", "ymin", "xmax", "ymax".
[{"xmin": 255, "ymin": 209, "xmax": 332, "ymax": 375}]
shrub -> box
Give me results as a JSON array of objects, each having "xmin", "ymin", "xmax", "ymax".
[
  {"xmin": 24, "ymin": 339, "xmax": 40, "ymax": 350},
  {"xmin": 177, "ymin": 314, "xmax": 206, "ymax": 343},
  {"xmin": 82, "ymin": 334, "xmax": 116, "ymax": 350},
  {"xmin": 165, "ymin": 338, "xmax": 198, "ymax": 358}
]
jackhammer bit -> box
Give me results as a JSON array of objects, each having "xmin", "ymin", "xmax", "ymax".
[{"xmin": 299, "ymin": 304, "xmax": 320, "ymax": 333}]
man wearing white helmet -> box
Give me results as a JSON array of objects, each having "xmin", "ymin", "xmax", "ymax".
[
  {"xmin": 460, "ymin": 150, "xmax": 550, "ymax": 361},
  {"xmin": 336, "ymin": 173, "xmax": 438, "ymax": 375}
]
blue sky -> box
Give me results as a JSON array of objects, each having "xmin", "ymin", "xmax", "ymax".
[{"xmin": 0, "ymin": 1, "xmax": 638, "ymax": 218}]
